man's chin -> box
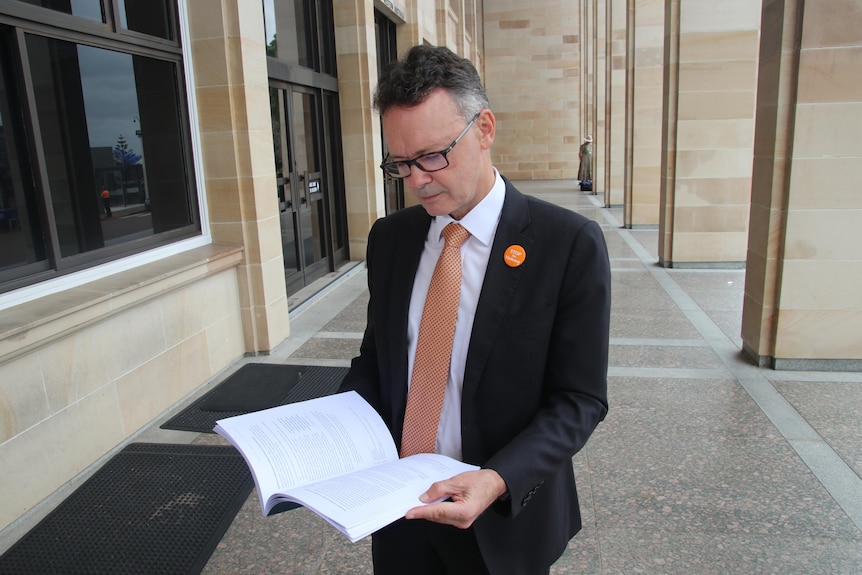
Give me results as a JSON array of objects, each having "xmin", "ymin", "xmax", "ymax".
[{"xmin": 417, "ymin": 196, "xmax": 451, "ymax": 217}]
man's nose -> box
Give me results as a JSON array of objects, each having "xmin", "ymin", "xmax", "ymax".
[{"xmin": 405, "ymin": 167, "xmax": 433, "ymax": 188}]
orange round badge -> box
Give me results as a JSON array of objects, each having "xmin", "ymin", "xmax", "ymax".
[{"xmin": 504, "ymin": 245, "xmax": 526, "ymax": 267}]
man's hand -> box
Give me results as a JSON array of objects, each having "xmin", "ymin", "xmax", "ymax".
[{"xmin": 404, "ymin": 468, "xmax": 507, "ymax": 529}]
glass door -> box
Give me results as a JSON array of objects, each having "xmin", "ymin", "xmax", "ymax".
[
  {"xmin": 375, "ymin": 9, "xmax": 404, "ymax": 213},
  {"xmin": 271, "ymin": 84, "xmax": 330, "ymax": 295}
]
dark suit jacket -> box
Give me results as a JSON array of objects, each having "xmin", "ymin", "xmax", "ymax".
[{"xmin": 339, "ymin": 178, "xmax": 611, "ymax": 574}]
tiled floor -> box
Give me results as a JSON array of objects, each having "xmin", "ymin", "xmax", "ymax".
[{"xmin": 14, "ymin": 181, "xmax": 862, "ymax": 574}]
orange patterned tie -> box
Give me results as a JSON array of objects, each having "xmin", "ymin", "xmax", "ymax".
[{"xmin": 401, "ymin": 223, "xmax": 471, "ymax": 456}]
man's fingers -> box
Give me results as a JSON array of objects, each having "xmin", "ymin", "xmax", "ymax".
[
  {"xmin": 405, "ymin": 499, "xmax": 474, "ymax": 528},
  {"xmin": 418, "ymin": 479, "xmax": 451, "ymax": 503}
]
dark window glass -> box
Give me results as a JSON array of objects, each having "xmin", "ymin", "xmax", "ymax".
[
  {"xmin": 25, "ymin": 34, "xmax": 193, "ymax": 261},
  {"xmin": 374, "ymin": 10, "xmax": 404, "ymax": 214},
  {"xmin": 118, "ymin": 0, "xmax": 173, "ymax": 40},
  {"xmin": 270, "ymin": 87, "xmax": 298, "ymax": 273},
  {"xmin": 0, "ymin": 31, "xmax": 47, "ymax": 277},
  {"xmin": 263, "ymin": 0, "xmax": 313, "ymax": 68},
  {"xmin": 291, "ymin": 91, "xmax": 321, "ymax": 268},
  {"xmin": 16, "ymin": 0, "xmax": 105, "ymax": 23},
  {"xmin": 318, "ymin": 0, "xmax": 335, "ymax": 76},
  {"xmin": 262, "ymin": 0, "xmax": 337, "ymax": 75},
  {"xmin": 324, "ymin": 94, "xmax": 344, "ymax": 253},
  {"xmin": 292, "ymin": 91, "xmax": 318, "ymax": 175}
]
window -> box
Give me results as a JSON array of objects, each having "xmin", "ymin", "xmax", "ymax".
[
  {"xmin": 16, "ymin": 0, "xmax": 105, "ymax": 23},
  {"xmin": 0, "ymin": 2, "xmax": 199, "ymax": 294},
  {"xmin": 16, "ymin": 0, "xmax": 174, "ymax": 39},
  {"xmin": 374, "ymin": 9, "xmax": 404, "ymax": 214},
  {"xmin": 118, "ymin": 0, "xmax": 174, "ymax": 40},
  {"xmin": 263, "ymin": 0, "xmax": 336, "ymax": 75},
  {"xmin": 0, "ymin": 40, "xmax": 45, "ymax": 277}
]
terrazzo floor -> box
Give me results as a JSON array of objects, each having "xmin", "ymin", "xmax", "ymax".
[{"xmin": 15, "ymin": 180, "xmax": 862, "ymax": 574}]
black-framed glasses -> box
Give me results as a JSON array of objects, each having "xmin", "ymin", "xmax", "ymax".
[{"xmin": 380, "ymin": 112, "xmax": 481, "ymax": 179}]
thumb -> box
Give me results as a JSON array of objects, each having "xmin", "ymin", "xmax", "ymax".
[{"xmin": 419, "ymin": 480, "xmax": 451, "ymax": 503}]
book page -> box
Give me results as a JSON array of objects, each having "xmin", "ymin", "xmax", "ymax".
[
  {"xmin": 215, "ymin": 391, "xmax": 398, "ymax": 513},
  {"xmin": 280, "ymin": 453, "xmax": 479, "ymax": 542}
]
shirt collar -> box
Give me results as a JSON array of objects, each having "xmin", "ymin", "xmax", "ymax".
[{"xmin": 430, "ymin": 168, "xmax": 505, "ymax": 247}]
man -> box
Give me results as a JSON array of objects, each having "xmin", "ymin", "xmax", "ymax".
[
  {"xmin": 101, "ymin": 187, "xmax": 112, "ymax": 217},
  {"xmin": 338, "ymin": 45, "xmax": 611, "ymax": 575}
]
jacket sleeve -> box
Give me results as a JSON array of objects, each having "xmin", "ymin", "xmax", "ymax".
[
  {"xmin": 480, "ymin": 217, "xmax": 611, "ymax": 518},
  {"xmin": 337, "ymin": 222, "xmax": 383, "ymax": 412}
]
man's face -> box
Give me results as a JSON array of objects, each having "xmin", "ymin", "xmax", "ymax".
[{"xmin": 382, "ymin": 89, "xmax": 495, "ymax": 220}]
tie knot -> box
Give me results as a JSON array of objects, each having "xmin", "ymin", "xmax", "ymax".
[{"xmin": 442, "ymin": 223, "xmax": 470, "ymax": 248}]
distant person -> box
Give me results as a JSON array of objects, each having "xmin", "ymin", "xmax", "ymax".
[
  {"xmin": 100, "ymin": 188, "xmax": 112, "ymax": 218},
  {"xmin": 578, "ymin": 135, "xmax": 593, "ymax": 191},
  {"xmin": 338, "ymin": 45, "xmax": 611, "ymax": 575}
]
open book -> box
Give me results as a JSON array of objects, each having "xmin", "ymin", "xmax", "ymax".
[{"xmin": 214, "ymin": 390, "xmax": 478, "ymax": 542}]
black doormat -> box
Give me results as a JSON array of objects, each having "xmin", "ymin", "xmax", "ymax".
[
  {"xmin": 0, "ymin": 443, "xmax": 253, "ymax": 575},
  {"xmin": 160, "ymin": 363, "xmax": 349, "ymax": 433}
]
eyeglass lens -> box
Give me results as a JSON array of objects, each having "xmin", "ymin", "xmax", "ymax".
[
  {"xmin": 384, "ymin": 153, "xmax": 448, "ymax": 178},
  {"xmin": 381, "ymin": 112, "xmax": 480, "ymax": 179}
]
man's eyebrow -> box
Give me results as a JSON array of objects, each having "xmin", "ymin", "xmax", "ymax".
[{"xmin": 387, "ymin": 147, "xmax": 437, "ymax": 162}]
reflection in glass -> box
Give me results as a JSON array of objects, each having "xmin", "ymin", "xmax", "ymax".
[
  {"xmin": 271, "ymin": 88, "xmax": 299, "ymax": 273},
  {"xmin": 118, "ymin": 0, "xmax": 173, "ymax": 40},
  {"xmin": 318, "ymin": 0, "xmax": 336, "ymax": 75},
  {"xmin": 324, "ymin": 95, "xmax": 345, "ymax": 253},
  {"xmin": 0, "ymin": 37, "xmax": 46, "ymax": 275},
  {"xmin": 292, "ymin": 92, "xmax": 322, "ymax": 267},
  {"xmin": 270, "ymin": 88, "xmax": 283, "ymax": 181},
  {"xmin": 17, "ymin": 0, "xmax": 104, "ymax": 22},
  {"xmin": 25, "ymin": 34, "xmax": 194, "ymax": 259},
  {"xmin": 263, "ymin": 0, "xmax": 312, "ymax": 68}
]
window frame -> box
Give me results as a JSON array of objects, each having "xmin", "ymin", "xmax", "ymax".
[
  {"xmin": 1, "ymin": 0, "xmax": 181, "ymax": 49},
  {"xmin": 0, "ymin": 0, "xmax": 203, "ymax": 296}
]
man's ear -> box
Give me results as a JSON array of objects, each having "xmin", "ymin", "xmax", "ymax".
[{"xmin": 477, "ymin": 109, "xmax": 496, "ymax": 150}]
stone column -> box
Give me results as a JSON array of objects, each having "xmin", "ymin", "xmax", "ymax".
[
  {"xmin": 657, "ymin": 0, "xmax": 761, "ymax": 265},
  {"xmin": 593, "ymin": 0, "xmax": 606, "ymax": 197},
  {"xmin": 333, "ymin": 0, "xmax": 387, "ymax": 260},
  {"xmin": 606, "ymin": 0, "xmax": 627, "ymax": 206},
  {"xmin": 188, "ymin": 0, "xmax": 290, "ymax": 352},
  {"xmin": 743, "ymin": 0, "xmax": 862, "ymax": 369},
  {"xmin": 582, "ymin": 0, "xmax": 594, "ymax": 142},
  {"xmin": 624, "ymin": 0, "xmax": 664, "ymax": 227}
]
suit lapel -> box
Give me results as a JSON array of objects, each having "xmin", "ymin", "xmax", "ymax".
[
  {"xmin": 387, "ymin": 208, "xmax": 431, "ymax": 422},
  {"xmin": 462, "ymin": 182, "xmax": 532, "ymax": 400}
]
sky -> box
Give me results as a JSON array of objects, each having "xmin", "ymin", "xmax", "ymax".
[{"xmin": 77, "ymin": 44, "xmax": 142, "ymax": 152}]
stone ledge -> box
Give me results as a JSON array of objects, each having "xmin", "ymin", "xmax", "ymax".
[{"xmin": 0, "ymin": 244, "xmax": 244, "ymax": 364}]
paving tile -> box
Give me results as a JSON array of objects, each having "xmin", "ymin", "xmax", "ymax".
[
  {"xmin": 588, "ymin": 422, "xmax": 859, "ymax": 539},
  {"xmin": 611, "ymin": 308, "xmax": 703, "ymax": 339},
  {"xmin": 596, "ymin": 529, "xmax": 862, "ymax": 575},
  {"xmin": 322, "ymin": 291, "xmax": 369, "ymax": 333},
  {"xmin": 604, "ymin": 376, "xmax": 783, "ymax": 440},
  {"xmin": 609, "ymin": 345, "xmax": 725, "ymax": 369},
  {"xmin": 289, "ymin": 337, "xmax": 362, "ymax": 361},
  {"xmin": 773, "ymin": 380, "xmax": 862, "ymax": 477},
  {"xmin": 202, "ymin": 493, "xmax": 362, "ymax": 575}
]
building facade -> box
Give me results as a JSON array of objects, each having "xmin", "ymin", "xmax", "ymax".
[{"xmin": 1, "ymin": 0, "xmax": 860, "ymax": 535}]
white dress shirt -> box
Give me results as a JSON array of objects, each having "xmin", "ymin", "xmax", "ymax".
[{"xmin": 406, "ymin": 169, "xmax": 506, "ymax": 460}]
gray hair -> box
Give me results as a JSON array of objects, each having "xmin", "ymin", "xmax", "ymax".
[{"xmin": 373, "ymin": 45, "xmax": 490, "ymax": 122}]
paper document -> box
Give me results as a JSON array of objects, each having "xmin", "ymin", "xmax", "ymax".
[{"xmin": 215, "ymin": 391, "xmax": 478, "ymax": 542}]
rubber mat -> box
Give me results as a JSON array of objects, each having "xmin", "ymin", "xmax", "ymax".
[
  {"xmin": 197, "ymin": 363, "xmax": 308, "ymax": 411},
  {"xmin": 0, "ymin": 443, "xmax": 253, "ymax": 575},
  {"xmin": 161, "ymin": 363, "xmax": 349, "ymax": 432}
]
